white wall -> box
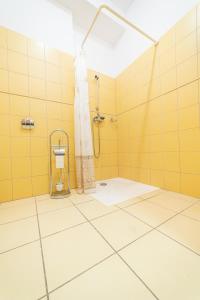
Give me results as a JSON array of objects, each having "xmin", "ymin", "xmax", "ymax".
[
  {"xmin": 0, "ymin": 0, "xmax": 199, "ymax": 77},
  {"xmin": 0, "ymin": 0, "xmax": 74, "ymax": 54},
  {"xmin": 113, "ymin": 0, "xmax": 200, "ymax": 76},
  {"xmin": 74, "ymin": 28, "xmax": 115, "ymax": 76}
]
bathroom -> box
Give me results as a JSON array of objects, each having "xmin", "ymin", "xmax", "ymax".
[{"xmin": 0, "ymin": 0, "xmax": 200, "ymax": 299}]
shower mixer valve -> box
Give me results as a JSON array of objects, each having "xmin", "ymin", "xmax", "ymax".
[{"xmin": 93, "ymin": 113, "xmax": 105, "ymax": 123}]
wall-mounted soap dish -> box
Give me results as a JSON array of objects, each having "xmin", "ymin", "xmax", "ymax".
[{"xmin": 21, "ymin": 118, "xmax": 35, "ymax": 129}]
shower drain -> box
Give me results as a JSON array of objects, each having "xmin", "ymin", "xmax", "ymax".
[{"xmin": 99, "ymin": 182, "xmax": 107, "ymax": 186}]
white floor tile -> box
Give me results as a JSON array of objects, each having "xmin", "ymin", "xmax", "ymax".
[
  {"xmin": 49, "ymin": 255, "xmax": 155, "ymax": 300},
  {"xmin": 0, "ymin": 201, "xmax": 36, "ymax": 225},
  {"xmin": 42, "ymin": 223, "xmax": 113, "ymax": 291},
  {"xmin": 77, "ymin": 200, "xmax": 118, "ymax": 220},
  {"xmin": 0, "ymin": 242, "xmax": 46, "ymax": 300},
  {"xmin": 120, "ymin": 231, "xmax": 200, "ymax": 300},
  {"xmin": 182, "ymin": 201, "xmax": 200, "ymax": 221},
  {"xmin": 69, "ymin": 193, "xmax": 95, "ymax": 205},
  {"xmin": 117, "ymin": 197, "xmax": 142, "ymax": 208},
  {"xmin": 148, "ymin": 192, "xmax": 196, "ymax": 212},
  {"xmin": 0, "ymin": 216, "xmax": 39, "ymax": 253},
  {"xmin": 39, "ymin": 206, "xmax": 86, "ymax": 237},
  {"xmin": 37, "ymin": 198, "xmax": 72, "ymax": 214},
  {"xmin": 92, "ymin": 210, "xmax": 151, "ymax": 250},
  {"xmin": 125, "ymin": 201, "xmax": 176, "ymax": 227},
  {"xmin": 158, "ymin": 214, "xmax": 200, "ymax": 254}
]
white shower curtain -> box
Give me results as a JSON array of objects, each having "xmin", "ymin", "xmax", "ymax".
[{"xmin": 74, "ymin": 51, "xmax": 96, "ymax": 193}]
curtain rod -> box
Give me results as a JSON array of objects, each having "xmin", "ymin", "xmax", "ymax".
[{"xmin": 81, "ymin": 4, "xmax": 157, "ymax": 49}]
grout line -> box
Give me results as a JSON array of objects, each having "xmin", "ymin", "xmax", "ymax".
[
  {"xmin": 41, "ymin": 220, "xmax": 88, "ymax": 240},
  {"xmin": 116, "ymin": 77, "xmax": 200, "ymax": 117},
  {"xmin": 0, "ymin": 89, "xmax": 74, "ymax": 106},
  {"xmin": 70, "ymin": 202, "xmax": 160, "ymax": 300},
  {"xmin": 37, "ymin": 295, "xmax": 47, "ymax": 300},
  {"xmin": 0, "ymin": 238, "xmax": 40, "ymax": 255},
  {"xmin": 180, "ymin": 213, "xmax": 200, "ymax": 223},
  {"xmin": 0, "ymin": 214, "xmax": 37, "ymax": 226},
  {"xmin": 118, "ymin": 200, "xmax": 200, "ymax": 257},
  {"xmin": 147, "ymin": 197, "xmax": 199, "ymax": 213},
  {"xmin": 35, "ymin": 198, "xmax": 50, "ymax": 300},
  {"xmin": 48, "ymin": 253, "xmax": 115, "ymax": 296},
  {"xmin": 155, "ymin": 228, "xmax": 200, "ymax": 256}
]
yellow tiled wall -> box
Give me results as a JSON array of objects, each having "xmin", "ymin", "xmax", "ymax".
[
  {"xmin": 116, "ymin": 6, "xmax": 200, "ymax": 197},
  {"xmin": 0, "ymin": 27, "xmax": 75, "ymax": 202},
  {"xmin": 0, "ymin": 27, "xmax": 117, "ymax": 202}
]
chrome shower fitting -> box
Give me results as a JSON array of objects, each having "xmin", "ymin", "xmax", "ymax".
[{"xmin": 93, "ymin": 113, "xmax": 105, "ymax": 123}]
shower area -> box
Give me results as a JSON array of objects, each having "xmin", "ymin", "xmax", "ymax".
[{"xmin": 74, "ymin": 4, "xmax": 159, "ymax": 204}]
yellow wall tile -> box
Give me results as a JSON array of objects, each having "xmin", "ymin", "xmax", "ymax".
[
  {"xmin": 180, "ymin": 128, "xmax": 200, "ymax": 151},
  {"xmin": 159, "ymin": 47, "xmax": 176, "ymax": 75},
  {"xmin": 46, "ymin": 101, "xmax": 61, "ymax": 119},
  {"xmin": 0, "ymin": 69, "xmax": 9, "ymax": 92},
  {"xmin": 0, "ymin": 93, "xmax": 10, "ymax": 114},
  {"xmin": 180, "ymin": 152, "xmax": 200, "ymax": 174},
  {"xmin": 0, "ymin": 180, "xmax": 12, "ymax": 203},
  {"xmin": 0, "ymin": 27, "xmax": 7, "ymax": 49},
  {"xmin": 0, "ymin": 48, "xmax": 7, "ymax": 69},
  {"xmin": 160, "ymin": 67, "xmax": 176, "ymax": 94},
  {"xmin": 13, "ymin": 178, "xmax": 32, "ymax": 200},
  {"xmin": 178, "ymin": 81, "xmax": 198, "ymax": 108},
  {"xmin": 177, "ymin": 55, "xmax": 198, "ymax": 87},
  {"xmin": 176, "ymin": 31, "xmax": 197, "ymax": 65},
  {"xmin": 12, "ymin": 157, "xmax": 31, "ymax": 178},
  {"xmin": 29, "ymin": 77, "xmax": 45, "ymax": 99},
  {"xmin": 29, "ymin": 58, "xmax": 45, "ymax": 79},
  {"xmin": 30, "ymin": 137, "xmax": 48, "ymax": 156},
  {"xmin": 161, "ymin": 90, "xmax": 178, "ymax": 113},
  {"xmin": 0, "ymin": 136, "xmax": 10, "ymax": 158},
  {"xmin": 0, "ymin": 115, "xmax": 10, "ymax": 136},
  {"xmin": 164, "ymin": 171, "xmax": 180, "ymax": 192},
  {"xmin": 46, "ymin": 82, "xmax": 62, "ymax": 101},
  {"xmin": 150, "ymin": 170, "xmax": 164, "ymax": 188},
  {"xmin": 163, "ymin": 152, "xmax": 180, "ymax": 172},
  {"xmin": 11, "ymin": 137, "xmax": 30, "ymax": 157},
  {"xmin": 28, "ymin": 39, "xmax": 44, "ymax": 60},
  {"xmin": 10, "ymin": 95, "xmax": 29, "ymax": 116},
  {"xmin": 8, "ymin": 50, "xmax": 28, "ymax": 74},
  {"xmin": 45, "ymin": 48, "xmax": 60, "ymax": 65},
  {"xmin": 32, "ymin": 175, "xmax": 49, "ymax": 196},
  {"xmin": 7, "ymin": 29, "xmax": 27, "ymax": 54},
  {"xmin": 30, "ymin": 98, "xmax": 46, "ymax": 116},
  {"xmin": 46, "ymin": 63, "xmax": 60, "ymax": 83},
  {"xmin": 179, "ymin": 104, "xmax": 199, "ymax": 130},
  {"xmin": 31, "ymin": 157, "xmax": 48, "ymax": 176},
  {"xmin": 9, "ymin": 72, "xmax": 29, "ymax": 95},
  {"xmin": 0, "ymin": 158, "xmax": 11, "ymax": 180},
  {"xmin": 180, "ymin": 173, "xmax": 200, "ymax": 197},
  {"xmin": 175, "ymin": 8, "xmax": 196, "ymax": 42}
]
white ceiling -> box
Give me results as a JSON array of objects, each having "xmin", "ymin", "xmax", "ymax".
[
  {"xmin": 49, "ymin": 0, "xmax": 200, "ymax": 76},
  {"xmin": 111, "ymin": 0, "xmax": 135, "ymax": 12},
  {"xmin": 51, "ymin": 0, "xmax": 135, "ymax": 45}
]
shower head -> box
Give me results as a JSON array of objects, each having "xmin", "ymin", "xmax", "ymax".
[{"xmin": 95, "ymin": 74, "xmax": 99, "ymax": 80}]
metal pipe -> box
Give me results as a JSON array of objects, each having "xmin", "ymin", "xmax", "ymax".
[{"xmin": 81, "ymin": 4, "xmax": 157, "ymax": 49}]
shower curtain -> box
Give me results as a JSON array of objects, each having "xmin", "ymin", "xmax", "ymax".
[{"xmin": 74, "ymin": 51, "xmax": 96, "ymax": 193}]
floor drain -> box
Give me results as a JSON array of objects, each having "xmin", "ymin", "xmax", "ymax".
[{"xmin": 100, "ymin": 182, "xmax": 107, "ymax": 186}]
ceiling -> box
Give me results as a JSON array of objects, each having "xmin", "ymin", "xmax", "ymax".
[
  {"xmin": 51, "ymin": 0, "xmax": 135, "ymax": 45},
  {"xmin": 111, "ymin": 0, "xmax": 135, "ymax": 12}
]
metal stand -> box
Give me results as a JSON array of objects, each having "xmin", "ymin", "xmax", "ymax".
[{"xmin": 49, "ymin": 129, "xmax": 70, "ymax": 198}]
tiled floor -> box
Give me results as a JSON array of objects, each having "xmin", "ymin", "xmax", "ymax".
[{"xmin": 0, "ymin": 189, "xmax": 200, "ymax": 300}]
